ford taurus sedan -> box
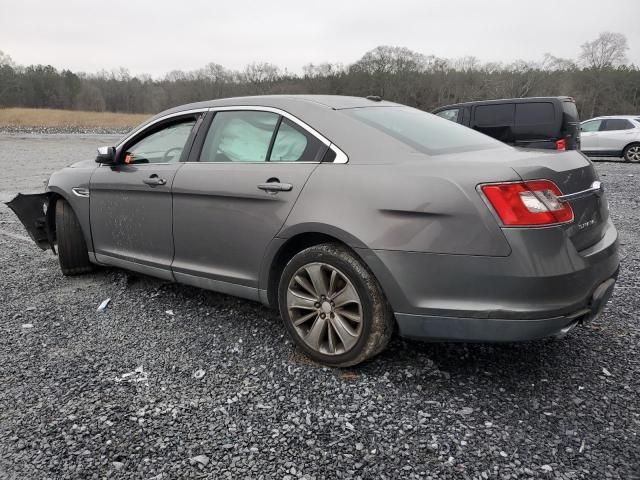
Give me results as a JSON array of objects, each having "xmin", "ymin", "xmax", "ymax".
[{"xmin": 8, "ymin": 95, "xmax": 619, "ymax": 367}]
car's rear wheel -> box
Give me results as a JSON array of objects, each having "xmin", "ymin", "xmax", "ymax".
[
  {"xmin": 55, "ymin": 198, "xmax": 93, "ymax": 276},
  {"xmin": 623, "ymin": 143, "xmax": 640, "ymax": 163},
  {"xmin": 278, "ymin": 243, "xmax": 394, "ymax": 367}
]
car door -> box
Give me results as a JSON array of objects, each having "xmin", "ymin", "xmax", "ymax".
[
  {"xmin": 579, "ymin": 119, "xmax": 602, "ymax": 152},
  {"xmin": 90, "ymin": 112, "xmax": 203, "ymax": 278},
  {"xmin": 597, "ymin": 119, "xmax": 637, "ymax": 154},
  {"xmin": 171, "ymin": 107, "xmax": 329, "ymax": 300}
]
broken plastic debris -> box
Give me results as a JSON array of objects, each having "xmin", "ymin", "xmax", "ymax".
[
  {"xmin": 21, "ymin": 323, "xmax": 34, "ymax": 329},
  {"xmin": 602, "ymin": 367, "xmax": 613, "ymax": 377},
  {"xmin": 97, "ymin": 298, "xmax": 111, "ymax": 312},
  {"xmin": 165, "ymin": 309, "xmax": 175, "ymax": 316},
  {"xmin": 193, "ymin": 369, "xmax": 206, "ymax": 380},
  {"xmin": 115, "ymin": 365, "xmax": 148, "ymax": 384},
  {"xmin": 190, "ymin": 454, "xmax": 209, "ymax": 466}
]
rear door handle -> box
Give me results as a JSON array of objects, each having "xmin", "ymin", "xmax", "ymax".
[
  {"xmin": 257, "ymin": 182, "xmax": 293, "ymax": 193},
  {"xmin": 143, "ymin": 175, "xmax": 167, "ymax": 187}
]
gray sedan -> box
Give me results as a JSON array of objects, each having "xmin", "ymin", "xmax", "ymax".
[{"xmin": 8, "ymin": 95, "xmax": 619, "ymax": 367}]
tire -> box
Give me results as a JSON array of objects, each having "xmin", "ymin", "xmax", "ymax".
[
  {"xmin": 278, "ymin": 243, "xmax": 394, "ymax": 367},
  {"xmin": 622, "ymin": 143, "xmax": 640, "ymax": 163},
  {"xmin": 55, "ymin": 198, "xmax": 93, "ymax": 276}
]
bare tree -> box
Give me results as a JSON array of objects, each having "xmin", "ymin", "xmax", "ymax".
[
  {"xmin": 351, "ymin": 46, "xmax": 431, "ymax": 75},
  {"xmin": 579, "ymin": 32, "xmax": 629, "ymax": 69},
  {"xmin": 243, "ymin": 62, "xmax": 281, "ymax": 84},
  {"xmin": 0, "ymin": 50, "xmax": 14, "ymax": 67}
]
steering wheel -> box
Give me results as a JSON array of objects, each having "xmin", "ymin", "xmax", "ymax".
[{"xmin": 163, "ymin": 147, "xmax": 183, "ymax": 163}]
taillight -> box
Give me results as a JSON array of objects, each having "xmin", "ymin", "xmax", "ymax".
[
  {"xmin": 555, "ymin": 139, "xmax": 566, "ymax": 151},
  {"xmin": 480, "ymin": 180, "xmax": 574, "ymax": 226}
]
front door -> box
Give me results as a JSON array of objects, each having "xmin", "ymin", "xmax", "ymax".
[
  {"xmin": 579, "ymin": 119, "xmax": 602, "ymax": 152},
  {"xmin": 171, "ymin": 109, "xmax": 328, "ymax": 299},
  {"xmin": 90, "ymin": 114, "xmax": 201, "ymax": 278}
]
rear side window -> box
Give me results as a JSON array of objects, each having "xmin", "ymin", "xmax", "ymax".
[
  {"xmin": 201, "ymin": 111, "xmax": 279, "ymax": 162},
  {"xmin": 200, "ymin": 111, "xmax": 326, "ymax": 162},
  {"xmin": 269, "ymin": 119, "xmax": 326, "ymax": 162},
  {"xmin": 601, "ymin": 119, "xmax": 634, "ymax": 131},
  {"xmin": 435, "ymin": 109, "xmax": 460, "ymax": 122},
  {"xmin": 344, "ymin": 106, "xmax": 504, "ymax": 155},
  {"xmin": 515, "ymin": 103, "xmax": 555, "ymax": 125},
  {"xmin": 474, "ymin": 104, "xmax": 515, "ymax": 126}
]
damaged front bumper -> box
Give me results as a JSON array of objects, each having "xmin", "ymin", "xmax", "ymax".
[{"xmin": 6, "ymin": 193, "xmax": 55, "ymax": 252}]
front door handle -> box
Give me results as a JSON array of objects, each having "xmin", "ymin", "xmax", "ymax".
[
  {"xmin": 257, "ymin": 182, "xmax": 293, "ymax": 193},
  {"xmin": 143, "ymin": 174, "xmax": 167, "ymax": 187}
]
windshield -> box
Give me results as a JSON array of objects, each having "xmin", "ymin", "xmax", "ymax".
[{"xmin": 344, "ymin": 106, "xmax": 505, "ymax": 155}]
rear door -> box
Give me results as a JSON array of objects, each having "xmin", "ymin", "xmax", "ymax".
[
  {"xmin": 597, "ymin": 118, "xmax": 637, "ymax": 154},
  {"xmin": 90, "ymin": 113, "xmax": 202, "ymax": 278},
  {"xmin": 171, "ymin": 108, "xmax": 329, "ymax": 298}
]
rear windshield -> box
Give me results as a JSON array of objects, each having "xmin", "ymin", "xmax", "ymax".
[{"xmin": 344, "ymin": 106, "xmax": 504, "ymax": 155}]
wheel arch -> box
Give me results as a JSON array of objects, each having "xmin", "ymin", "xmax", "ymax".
[
  {"xmin": 623, "ymin": 141, "xmax": 640, "ymax": 161},
  {"xmin": 46, "ymin": 186, "xmax": 94, "ymax": 253},
  {"xmin": 261, "ymin": 223, "xmax": 404, "ymax": 313}
]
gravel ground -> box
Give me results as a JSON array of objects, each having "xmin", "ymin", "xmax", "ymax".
[{"xmin": 0, "ymin": 133, "xmax": 638, "ymax": 480}]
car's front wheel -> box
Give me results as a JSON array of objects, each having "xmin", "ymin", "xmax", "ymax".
[
  {"xmin": 278, "ymin": 243, "xmax": 394, "ymax": 367},
  {"xmin": 623, "ymin": 143, "xmax": 640, "ymax": 163},
  {"xmin": 55, "ymin": 198, "xmax": 93, "ymax": 276}
]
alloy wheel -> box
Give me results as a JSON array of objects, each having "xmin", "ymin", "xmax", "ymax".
[
  {"xmin": 626, "ymin": 145, "xmax": 640, "ymax": 163},
  {"xmin": 286, "ymin": 262, "xmax": 363, "ymax": 355}
]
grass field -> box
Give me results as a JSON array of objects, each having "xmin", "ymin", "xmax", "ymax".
[{"xmin": 0, "ymin": 108, "xmax": 150, "ymax": 128}]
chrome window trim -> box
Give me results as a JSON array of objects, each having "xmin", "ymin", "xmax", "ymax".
[
  {"xmin": 116, "ymin": 105, "xmax": 349, "ymax": 164},
  {"xmin": 116, "ymin": 108, "xmax": 209, "ymax": 149}
]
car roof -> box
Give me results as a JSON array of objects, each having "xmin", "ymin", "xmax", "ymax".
[
  {"xmin": 582, "ymin": 115, "xmax": 640, "ymax": 122},
  {"xmin": 432, "ymin": 96, "xmax": 573, "ymax": 111},
  {"xmin": 162, "ymin": 95, "xmax": 400, "ymax": 114}
]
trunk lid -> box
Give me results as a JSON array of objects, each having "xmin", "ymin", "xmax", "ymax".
[{"xmin": 509, "ymin": 150, "xmax": 608, "ymax": 251}]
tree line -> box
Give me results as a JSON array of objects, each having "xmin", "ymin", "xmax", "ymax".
[{"xmin": 0, "ymin": 32, "xmax": 637, "ymax": 119}]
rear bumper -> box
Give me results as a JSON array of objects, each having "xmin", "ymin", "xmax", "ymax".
[
  {"xmin": 396, "ymin": 276, "xmax": 616, "ymax": 341},
  {"xmin": 358, "ymin": 218, "xmax": 619, "ymax": 341}
]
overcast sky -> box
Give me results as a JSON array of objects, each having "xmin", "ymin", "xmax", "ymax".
[{"xmin": 1, "ymin": 0, "xmax": 638, "ymax": 76}]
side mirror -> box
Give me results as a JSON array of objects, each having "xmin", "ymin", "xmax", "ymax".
[{"xmin": 96, "ymin": 146, "xmax": 117, "ymax": 164}]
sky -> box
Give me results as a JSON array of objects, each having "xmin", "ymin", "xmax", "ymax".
[{"xmin": 1, "ymin": 0, "xmax": 638, "ymax": 77}]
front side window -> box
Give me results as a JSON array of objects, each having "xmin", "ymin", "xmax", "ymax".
[
  {"xmin": 125, "ymin": 120, "xmax": 196, "ymax": 164},
  {"xmin": 435, "ymin": 109, "xmax": 460, "ymax": 122},
  {"xmin": 601, "ymin": 119, "xmax": 634, "ymax": 131},
  {"xmin": 580, "ymin": 120, "xmax": 602, "ymax": 133},
  {"xmin": 345, "ymin": 106, "xmax": 504, "ymax": 155}
]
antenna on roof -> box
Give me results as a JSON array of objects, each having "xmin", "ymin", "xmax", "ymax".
[{"xmin": 366, "ymin": 95, "xmax": 382, "ymax": 102}]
